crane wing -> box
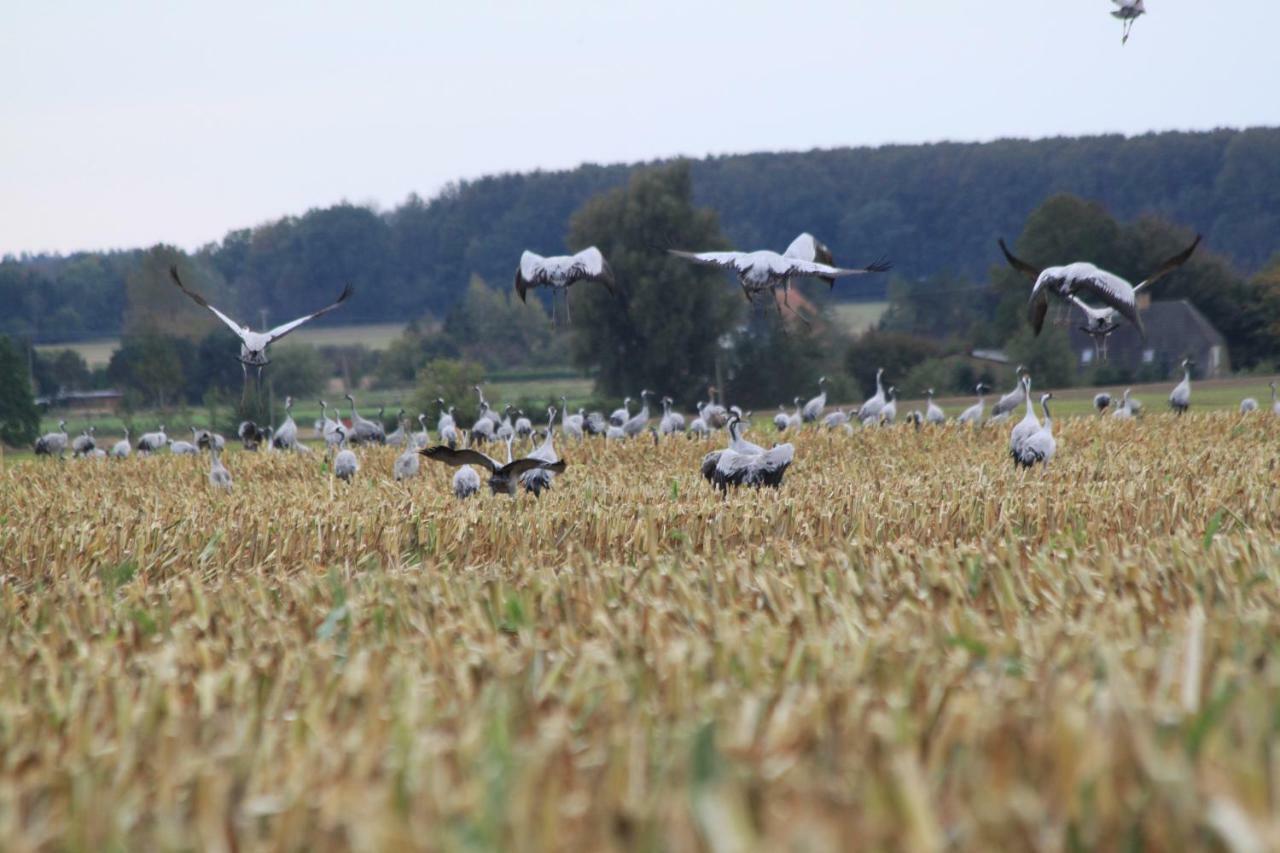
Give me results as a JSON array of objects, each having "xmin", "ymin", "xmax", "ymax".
[
  {"xmin": 499, "ymin": 458, "xmax": 566, "ymax": 479},
  {"xmin": 780, "ymin": 256, "xmax": 891, "ymax": 281},
  {"xmin": 169, "ymin": 266, "xmax": 248, "ymax": 339},
  {"xmin": 264, "ymin": 283, "xmax": 353, "ymax": 343},
  {"xmin": 782, "ymin": 232, "xmax": 834, "ymax": 266},
  {"xmin": 1134, "ymin": 235, "xmax": 1201, "ymax": 293},
  {"xmin": 668, "ymin": 249, "xmax": 748, "ymax": 271},
  {"xmin": 420, "ymin": 445, "xmax": 500, "ymax": 472},
  {"xmin": 1028, "ymin": 289, "xmax": 1050, "ymax": 335},
  {"xmin": 998, "ymin": 239, "xmax": 1041, "ymax": 281}
]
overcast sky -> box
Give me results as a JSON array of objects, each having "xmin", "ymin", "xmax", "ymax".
[{"xmin": 3, "ymin": 1, "xmax": 1276, "ymax": 256}]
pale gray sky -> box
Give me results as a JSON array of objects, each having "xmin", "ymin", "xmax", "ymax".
[{"xmin": 3, "ymin": 1, "xmax": 1276, "ymax": 256}]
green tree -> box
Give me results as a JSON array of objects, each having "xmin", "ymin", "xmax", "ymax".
[
  {"xmin": 407, "ymin": 358, "xmax": 487, "ymax": 423},
  {"xmin": 844, "ymin": 331, "xmax": 943, "ymax": 396},
  {"xmin": 107, "ymin": 332, "xmax": 189, "ymax": 407},
  {"xmin": 269, "ymin": 345, "xmax": 328, "ymax": 400},
  {"xmin": 1005, "ymin": 326, "xmax": 1076, "ymax": 389},
  {"xmin": 0, "ymin": 336, "xmax": 40, "ymax": 446},
  {"xmin": 566, "ymin": 162, "xmax": 740, "ymax": 405},
  {"xmin": 32, "ymin": 348, "xmax": 92, "ymax": 396}
]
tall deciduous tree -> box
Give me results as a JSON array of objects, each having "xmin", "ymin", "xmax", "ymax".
[
  {"xmin": 566, "ymin": 163, "xmax": 740, "ymax": 405},
  {"xmin": 0, "ymin": 336, "xmax": 39, "ymax": 446}
]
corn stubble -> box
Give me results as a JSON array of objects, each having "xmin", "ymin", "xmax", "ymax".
[{"xmin": 1, "ymin": 412, "xmax": 1278, "ymax": 850}]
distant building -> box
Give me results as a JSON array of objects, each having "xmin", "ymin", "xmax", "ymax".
[
  {"xmin": 34, "ymin": 389, "xmax": 124, "ymax": 413},
  {"xmin": 1066, "ymin": 296, "xmax": 1229, "ymax": 378}
]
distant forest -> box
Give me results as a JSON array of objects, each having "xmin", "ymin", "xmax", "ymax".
[{"xmin": 4, "ymin": 126, "xmax": 1279, "ymax": 341}]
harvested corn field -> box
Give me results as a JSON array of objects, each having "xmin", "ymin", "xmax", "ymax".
[{"xmin": 2, "ymin": 412, "xmax": 1279, "ymax": 850}]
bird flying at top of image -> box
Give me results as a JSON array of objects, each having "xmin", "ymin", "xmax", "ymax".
[
  {"xmin": 1111, "ymin": 0, "xmax": 1146, "ymax": 44},
  {"xmin": 997, "ymin": 235, "xmax": 1200, "ymax": 343},
  {"xmin": 169, "ymin": 265, "xmax": 352, "ymax": 381}
]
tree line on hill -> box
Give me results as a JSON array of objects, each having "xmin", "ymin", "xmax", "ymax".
[{"xmin": 5, "ymin": 127, "xmax": 1280, "ymax": 342}]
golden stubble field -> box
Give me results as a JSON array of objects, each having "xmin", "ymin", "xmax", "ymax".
[{"xmin": 1, "ymin": 412, "xmax": 1279, "ymax": 851}]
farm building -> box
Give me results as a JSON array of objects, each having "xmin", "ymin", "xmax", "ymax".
[
  {"xmin": 1066, "ymin": 295, "xmax": 1229, "ymax": 378},
  {"xmin": 34, "ymin": 389, "xmax": 124, "ymax": 413}
]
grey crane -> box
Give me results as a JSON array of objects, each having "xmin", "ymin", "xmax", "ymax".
[
  {"xmin": 496, "ymin": 406, "xmax": 516, "ymax": 442},
  {"xmin": 318, "ymin": 401, "xmax": 345, "ymax": 449},
  {"xmin": 452, "ymin": 464, "xmax": 481, "ymax": 499},
  {"xmin": 1240, "ymin": 397, "xmax": 1259, "ymax": 414},
  {"xmin": 345, "ymin": 394, "xmax": 385, "ymax": 445},
  {"xmin": 991, "ymin": 367, "xmax": 1027, "ymax": 419},
  {"xmin": 273, "ymin": 396, "xmax": 299, "ymax": 450},
  {"xmin": 169, "ymin": 264, "xmax": 351, "ymax": 386},
  {"xmin": 514, "ymin": 247, "xmax": 616, "ymax": 321},
  {"xmin": 879, "ymin": 388, "xmax": 898, "ymax": 425},
  {"xmin": 238, "ymin": 420, "xmax": 269, "ymax": 451},
  {"xmin": 773, "ymin": 404, "xmax": 790, "ymax": 433},
  {"xmin": 823, "ymin": 408, "xmax": 851, "ymax": 431},
  {"xmin": 168, "ymin": 436, "xmax": 198, "ymax": 455},
  {"xmin": 956, "ymin": 384, "xmax": 991, "ymax": 426},
  {"xmin": 925, "ymin": 390, "xmax": 945, "ymax": 425},
  {"xmin": 1009, "ymin": 376, "xmax": 1040, "ymax": 459},
  {"xmin": 1112, "ymin": 388, "xmax": 1135, "ymax": 419},
  {"xmin": 1111, "ymin": 0, "xmax": 1146, "ymax": 44},
  {"xmin": 71, "ymin": 426, "xmax": 97, "ymax": 457},
  {"xmin": 1271, "ymin": 382, "xmax": 1280, "ymax": 416},
  {"xmin": 658, "ymin": 397, "xmax": 685, "ymax": 435},
  {"xmin": 111, "ymin": 428, "xmax": 132, "ymax": 459},
  {"xmin": 688, "ymin": 403, "xmax": 711, "ymax": 439},
  {"xmin": 520, "ymin": 408, "xmax": 560, "ymax": 496},
  {"xmin": 702, "ymin": 388, "xmax": 730, "ymax": 430},
  {"xmin": 34, "ymin": 419, "xmax": 69, "ymax": 457},
  {"xmin": 208, "ymin": 446, "xmax": 233, "ymax": 491},
  {"xmin": 1094, "ymin": 393, "xmax": 1112, "ymax": 414},
  {"xmin": 701, "ymin": 416, "xmax": 795, "ymax": 492},
  {"xmin": 559, "ymin": 397, "xmax": 585, "ymax": 441},
  {"xmin": 420, "ymin": 441, "xmax": 565, "ymax": 497},
  {"xmin": 622, "ymin": 390, "xmax": 654, "ymax": 438},
  {"xmin": 385, "ymin": 409, "xmax": 409, "ymax": 448},
  {"xmin": 609, "ymin": 397, "xmax": 632, "ymax": 427},
  {"xmin": 193, "ymin": 426, "xmax": 226, "ymax": 452},
  {"xmin": 857, "ymin": 368, "xmax": 887, "ymax": 424},
  {"xmin": 514, "ymin": 410, "xmax": 534, "ymax": 440},
  {"xmin": 1013, "ymin": 394, "xmax": 1056, "ymax": 468},
  {"xmin": 999, "ymin": 236, "xmax": 1199, "ymax": 341},
  {"xmin": 136, "ymin": 425, "xmax": 167, "ymax": 454},
  {"xmin": 393, "ymin": 437, "xmax": 421, "ymax": 481},
  {"xmin": 670, "ymin": 240, "xmax": 889, "ymax": 320},
  {"xmin": 333, "ymin": 426, "xmax": 360, "ymax": 482},
  {"xmin": 801, "ymin": 376, "xmax": 828, "ymax": 422},
  {"xmin": 1169, "ymin": 359, "xmax": 1193, "ymax": 414}
]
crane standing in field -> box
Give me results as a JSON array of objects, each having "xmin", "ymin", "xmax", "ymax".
[
  {"xmin": 1169, "ymin": 359, "xmax": 1193, "ymax": 415},
  {"xmin": 1009, "ymin": 376, "xmax": 1039, "ymax": 458},
  {"xmin": 345, "ymin": 394, "xmax": 386, "ymax": 445},
  {"xmin": 701, "ymin": 416, "xmax": 795, "ymax": 492},
  {"xmin": 520, "ymin": 408, "xmax": 561, "ymax": 496},
  {"xmin": 34, "ymin": 420, "xmax": 69, "ymax": 457},
  {"xmin": 1013, "ymin": 394, "xmax": 1056, "ymax": 468},
  {"xmin": 1271, "ymin": 382, "xmax": 1280, "ymax": 416},
  {"xmin": 925, "ymin": 390, "xmax": 945, "ymax": 425},
  {"xmin": 208, "ymin": 447, "xmax": 233, "ymax": 491},
  {"xmin": 990, "ymin": 367, "xmax": 1027, "ymax": 420},
  {"xmin": 659, "ymin": 397, "xmax": 686, "ymax": 435},
  {"xmin": 801, "ymin": 376, "xmax": 828, "ymax": 423},
  {"xmin": 111, "ymin": 428, "xmax": 131, "ymax": 459},
  {"xmin": 957, "ymin": 384, "xmax": 990, "ymax": 427},
  {"xmin": 622, "ymin": 390, "xmax": 654, "ymax": 438},
  {"xmin": 136, "ymin": 425, "xmax": 167, "ymax": 454},
  {"xmin": 169, "ymin": 265, "xmax": 351, "ymax": 405},
  {"xmin": 858, "ymin": 368, "xmax": 887, "ymax": 424}
]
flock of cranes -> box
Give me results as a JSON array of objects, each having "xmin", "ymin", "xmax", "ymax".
[{"xmin": 34, "ymin": 356, "xmax": 1278, "ymax": 500}]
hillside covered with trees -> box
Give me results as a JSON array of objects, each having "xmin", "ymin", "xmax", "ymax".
[{"xmin": 5, "ymin": 127, "xmax": 1280, "ymax": 343}]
